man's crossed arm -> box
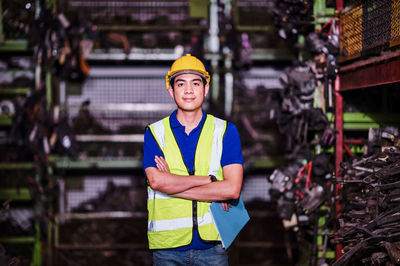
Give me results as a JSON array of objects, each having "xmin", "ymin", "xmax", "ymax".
[{"xmin": 145, "ymin": 155, "xmax": 243, "ymax": 202}]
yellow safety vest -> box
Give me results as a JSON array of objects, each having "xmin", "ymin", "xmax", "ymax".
[{"xmin": 147, "ymin": 114, "xmax": 227, "ymax": 249}]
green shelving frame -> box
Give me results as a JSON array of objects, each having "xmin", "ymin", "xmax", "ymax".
[
  {"xmin": 327, "ymin": 112, "xmax": 400, "ymax": 130},
  {"xmin": 51, "ymin": 157, "xmax": 142, "ymax": 170}
]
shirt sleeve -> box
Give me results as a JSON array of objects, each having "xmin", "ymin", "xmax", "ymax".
[
  {"xmin": 221, "ymin": 122, "xmax": 244, "ymax": 167},
  {"xmin": 143, "ymin": 127, "xmax": 164, "ymax": 170}
]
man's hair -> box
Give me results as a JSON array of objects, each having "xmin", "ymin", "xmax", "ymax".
[{"xmin": 170, "ymin": 76, "xmax": 207, "ymax": 90}]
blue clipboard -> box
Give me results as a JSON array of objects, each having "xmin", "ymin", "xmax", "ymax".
[{"xmin": 210, "ymin": 196, "xmax": 250, "ymax": 249}]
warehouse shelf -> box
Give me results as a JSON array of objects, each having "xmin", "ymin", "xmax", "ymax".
[
  {"xmin": 327, "ymin": 112, "xmax": 400, "ymax": 130},
  {"xmin": 322, "ymin": 145, "xmax": 364, "ymax": 155},
  {"xmin": 76, "ymin": 134, "xmax": 144, "ymax": 143},
  {"xmin": 334, "ymin": 0, "xmax": 400, "ymax": 260},
  {"xmin": 87, "ymin": 48, "xmax": 295, "ymax": 62},
  {"xmin": 0, "ymin": 4, "xmax": 43, "ymax": 265},
  {"xmin": 51, "ymin": 156, "xmax": 142, "ymax": 170},
  {"xmin": 55, "ymin": 243, "xmax": 147, "ymax": 250},
  {"xmin": 97, "ymin": 25, "xmax": 207, "ymax": 31},
  {"xmin": 313, "ymin": 0, "xmax": 335, "ymax": 26},
  {"xmin": 0, "ymin": 88, "xmax": 30, "ymax": 95},
  {"xmin": 339, "ymin": 51, "xmax": 400, "ymax": 91},
  {"xmin": 53, "ymin": 212, "xmax": 148, "ymax": 252},
  {"xmin": 250, "ymin": 48, "xmax": 295, "ymax": 61},
  {"xmin": 0, "ymin": 162, "xmax": 35, "ymax": 170},
  {"xmin": 87, "ymin": 48, "xmax": 177, "ymax": 61},
  {"xmin": 68, "ymin": 103, "xmax": 175, "ymax": 112},
  {"xmin": 236, "ymin": 241, "xmax": 286, "ymax": 248},
  {"xmin": 55, "ymin": 211, "xmax": 146, "ymax": 221},
  {"xmin": 0, "ymin": 236, "xmax": 36, "ymax": 244},
  {"xmin": 0, "ymin": 40, "xmax": 30, "ymax": 52},
  {"xmin": 0, "ymin": 114, "xmax": 11, "ymax": 126},
  {"xmin": 0, "ymin": 188, "xmax": 31, "ymax": 200},
  {"xmin": 236, "ymin": 26, "xmax": 274, "ymax": 32},
  {"xmin": 250, "ymin": 157, "xmax": 286, "ymax": 169}
]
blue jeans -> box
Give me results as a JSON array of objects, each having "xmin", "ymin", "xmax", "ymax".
[{"xmin": 153, "ymin": 244, "xmax": 229, "ymax": 266}]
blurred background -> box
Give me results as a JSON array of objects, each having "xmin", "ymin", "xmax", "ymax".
[{"xmin": 1, "ymin": 0, "xmax": 400, "ymax": 265}]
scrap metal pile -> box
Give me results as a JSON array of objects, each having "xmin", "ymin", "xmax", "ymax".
[
  {"xmin": 269, "ymin": 153, "xmax": 334, "ymax": 220},
  {"xmin": 268, "ymin": 20, "xmax": 339, "ymax": 221},
  {"xmin": 333, "ymin": 127, "xmax": 400, "ymax": 265},
  {"xmin": 266, "ymin": 65, "xmax": 337, "ymax": 265},
  {"xmin": 272, "ymin": 0, "xmax": 314, "ymax": 41},
  {"xmin": 264, "ymin": 13, "xmax": 341, "ymax": 263}
]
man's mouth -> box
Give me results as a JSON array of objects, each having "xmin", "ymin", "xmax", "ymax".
[{"xmin": 183, "ymin": 98, "xmax": 195, "ymax": 102}]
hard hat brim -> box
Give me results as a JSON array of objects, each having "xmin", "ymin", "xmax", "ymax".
[{"xmin": 169, "ymin": 70, "xmax": 207, "ymax": 82}]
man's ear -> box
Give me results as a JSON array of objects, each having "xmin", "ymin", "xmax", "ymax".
[
  {"xmin": 204, "ymin": 84, "xmax": 210, "ymax": 97},
  {"xmin": 167, "ymin": 87, "xmax": 174, "ymax": 99}
]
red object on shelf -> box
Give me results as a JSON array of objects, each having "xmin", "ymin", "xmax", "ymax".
[
  {"xmin": 295, "ymin": 161, "xmax": 313, "ymax": 189},
  {"xmin": 343, "ymin": 144, "xmax": 354, "ymax": 156},
  {"xmin": 344, "ymin": 139, "xmax": 363, "ymax": 145}
]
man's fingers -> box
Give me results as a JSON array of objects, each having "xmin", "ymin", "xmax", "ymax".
[
  {"xmin": 156, "ymin": 163, "xmax": 164, "ymax": 171},
  {"xmin": 155, "ymin": 156, "xmax": 170, "ymax": 173},
  {"xmin": 156, "ymin": 163, "xmax": 167, "ymax": 172},
  {"xmin": 157, "ymin": 156, "xmax": 170, "ymax": 172},
  {"xmin": 220, "ymin": 201, "xmax": 232, "ymax": 212}
]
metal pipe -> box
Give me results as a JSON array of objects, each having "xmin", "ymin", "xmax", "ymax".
[
  {"xmin": 209, "ymin": 0, "xmax": 220, "ymax": 105},
  {"xmin": 334, "ymin": 0, "xmax": 343, "ymax": 260},
  {"xmin": 208, "ymin": 0, "xmax": 219, "ymax": 53}
]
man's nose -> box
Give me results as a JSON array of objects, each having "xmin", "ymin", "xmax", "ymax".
[{"xmin": 184, "ymin": 85, "xmax": 194, "ymax": 93}]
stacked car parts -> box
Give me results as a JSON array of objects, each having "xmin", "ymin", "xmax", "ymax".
[{"xmin": 334, "ymin": 127, "xmax": 400, "ymax": 265}]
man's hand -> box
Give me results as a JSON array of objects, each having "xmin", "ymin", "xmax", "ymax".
[
  {"xmin": 221, "ymin": 202, "xmax": 231, "ymax": 211},
  {"xmin": 154, "ymin": 155, "xmax": 170, "ymax": 173}
]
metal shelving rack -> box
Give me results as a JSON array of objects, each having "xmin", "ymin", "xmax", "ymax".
[
  {"xmin": 0, "ymin": 163, "xmax": 42, "ymax": 266},
  {"xmin": 0, "ymin": 0, "xmax": 42, "ymax": 263},
  {"xmin": 48, "ymin": 1, "xmax": 210, "ymax": 264},
  {"xmin": 334, "ymin": 0, "xmax": 400, "ymax": 260},
  {"xmin": 51, "ymin": 161, "xmax": 149, "ymax": 265}
]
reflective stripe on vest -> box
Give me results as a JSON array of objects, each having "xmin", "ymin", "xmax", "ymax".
[
  {"xmin": 147, "ymin": 188, "xmax": 172, "ymax": 200},
  {"xmin": 209, "ymin": 117, "xmax": 225, "ymax": 176},
  {"xmin": 147, "ymin": 114, "xmax": 226, "ymax": 249},
  {"xmin": 148, "ymin": 212, "xmax": 214, "ymax": 232}
]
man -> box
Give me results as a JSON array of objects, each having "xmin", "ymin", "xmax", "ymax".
[{"xmin": 143, "ymin": 54, "xmax": 243, "ymax": 266}]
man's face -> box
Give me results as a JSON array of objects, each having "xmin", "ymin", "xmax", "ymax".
[{"xmin": 168, "ymin": 73, "xmax": 209, "ymax": 112}]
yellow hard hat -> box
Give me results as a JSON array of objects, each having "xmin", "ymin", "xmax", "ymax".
[{"xmin": 165, "ymin": 54, "xmax": 210, "ymax": 90}]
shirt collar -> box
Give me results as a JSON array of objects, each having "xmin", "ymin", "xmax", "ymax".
[{"xmin": 170, "ymin": 109, "xmax": 206, "ymax": 131}]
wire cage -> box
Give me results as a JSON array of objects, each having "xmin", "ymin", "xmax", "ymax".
[
  {"xmin": 55, "ymin": 174, "xmax": 150, "ymax": 265},
  {"xmin": 340, "ymin": 0, "xmax": 400, "ymax": 62},
  {"xmin": 59, "ymin": 175, "xmax": 146, "ymax": 213},
  {"xmin": 67, "ymin": 67, "xmax": 174, "ymax": 131},
  {"xmin": 64, "ymin": 66, "xmax": 175, "ymax": 157},
  {"xmin": 339, "ymin": 5, "xmax": 363, "ymax": 60},
  {"xmin": 361, "ymin": 0, "xmax": 392, "ymax": 55},
  {"xmin": 391, "ymin": 0, "xmax": 400, "ymax": 47}
]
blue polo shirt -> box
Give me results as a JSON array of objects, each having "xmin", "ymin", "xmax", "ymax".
[{"xmin": 143, "ymin": 109, "xmax": 243, "ymax": 250}]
